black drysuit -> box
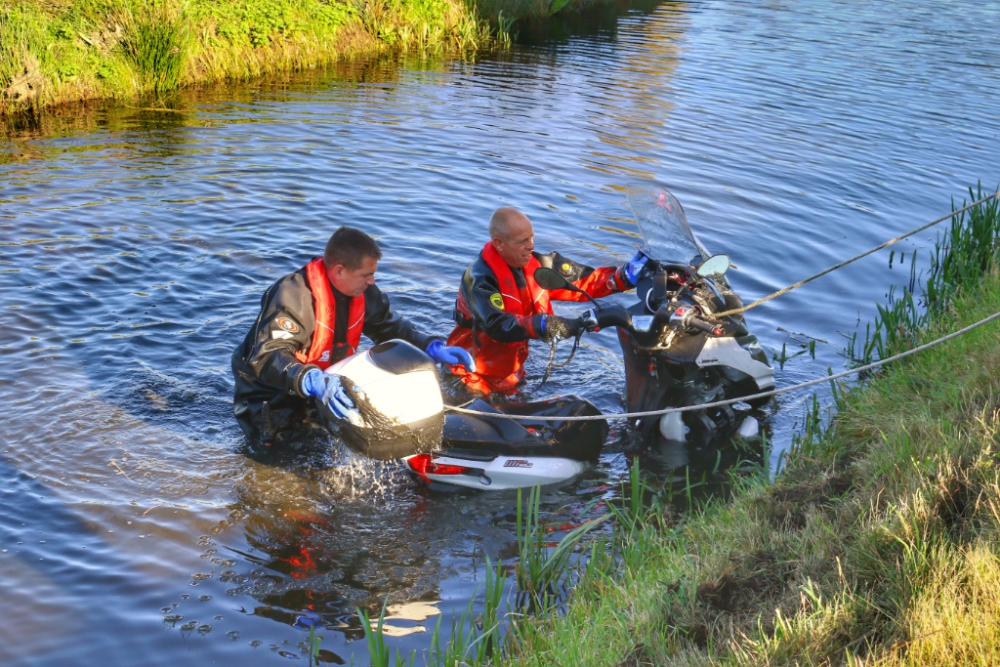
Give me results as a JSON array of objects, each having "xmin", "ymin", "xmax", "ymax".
[{"xmin": 231, "ymin": 263, "xmax": 436, "ymax": 449}]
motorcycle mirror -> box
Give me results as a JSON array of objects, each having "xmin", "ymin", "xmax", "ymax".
[
  {"xmin": 533, "ymin": 267, "xmax": 571, "ymax": 291},
  {"xmin": 533, "ymin": 267, "xmax": 600, "ymax": 306},
  {"xmin": 696, "ymin": 254, "xmax": 731, "ymax": 278}
]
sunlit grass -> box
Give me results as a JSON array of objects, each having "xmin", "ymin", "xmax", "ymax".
[{"xmin": 0, "ymin": 0, "xmax": 500, "ymax": 113}]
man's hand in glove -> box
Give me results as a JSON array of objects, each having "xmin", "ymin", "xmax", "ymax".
[
  {"xmin": 539, "ymin": 314, "xmax": 584, "ymax": 343},
  {"xmin": 425, "ymin": 340, "xmax": 475, "ymax": 371},
  {"xmin": 300, "ymin": 369, "xmax": 365, "ymax": 427},
  {"xmin": 623, "ymin": 249, "xmax": 651, "ymax": 286}
]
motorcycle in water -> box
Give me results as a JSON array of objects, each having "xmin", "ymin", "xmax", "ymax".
[
  {"xmin": 591, "ymin": 183, "xmax": 774, "ymax": 448},
  {"xmin": 321, "ymin": 183, "xmax": 773, "ymax": 490},
  {"xmin": 320, "ymin": 339, "xmax": 608, "ymax": 491}
]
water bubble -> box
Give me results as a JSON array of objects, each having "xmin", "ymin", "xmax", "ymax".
[
  {"xmin": 198, "ymin": 595, "xmax": 212, "ymax": 602},
  {"xmin": 226, "ymin": 631, "xmax": 239, "ymax": 640},
  {"xmin": 197, "ymin": 624, "xmax": 211, "ymax": 635},
  {"xmin": 160, "ymin": 607, "xmax": 172, "ymax": 613},
  {"xmin": 214, "ymin": 615, "xmax": 224, "ymax": 621},
  {"xmin": 249, "ymin": 640, "xmax": 261, "ymax": 648},
  {"xmin": 180, "ymin": 621, "xmax": 198, "ymax": 632},
  {"xmin": 180, "ymin": 594, "xmax": 190, "ymax": 600}
]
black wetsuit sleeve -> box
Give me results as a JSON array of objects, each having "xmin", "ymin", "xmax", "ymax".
[
  {"xmin": 461, "ymin": 267, "xmax": 539, "ymax": 343},
  {"xmin": 361, "ymin": 284, "xmax": 438, "ymax": 350},
  {"xmin": 236, "ymin": 272, "xmax": 319, "ymax": 398}
]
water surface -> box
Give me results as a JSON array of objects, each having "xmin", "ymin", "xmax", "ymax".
[{"xmin": 2, "ymin": 0, "xmax": 999, "ymax": 664}]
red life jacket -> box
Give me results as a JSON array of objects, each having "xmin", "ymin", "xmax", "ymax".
[
  {"xmin": 294, "ymin": 258, "xmax": 365, "ymax": 370},
  {"xmin": 446, "ymin": 243, "xmax": 554, "ymax": 395}
]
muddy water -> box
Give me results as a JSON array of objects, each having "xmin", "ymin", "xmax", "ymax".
[{"xmin": 2, "ymin": 0, "xmax": 999, "ymax": 664}]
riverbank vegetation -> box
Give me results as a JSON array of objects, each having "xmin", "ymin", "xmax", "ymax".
[
  {"xmin": 0, "ymin": 0, "xmax": 623, "ymax": 114},
  {"xmin": 0, "ymin": 0, "xmax": 489, "ymax": 112},
  {"xmin": 489, "ymin": 185, "xmax": 1000, "ymax": 665}
]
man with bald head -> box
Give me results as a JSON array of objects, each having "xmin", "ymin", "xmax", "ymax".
[{"xmin": 445, "ymin": 206, "xmax": 649, "ymax": 396}]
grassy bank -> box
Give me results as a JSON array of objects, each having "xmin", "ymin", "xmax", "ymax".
[
  {"xmin": 490, "ymin": 187, "xmax": 1000, "ymax": 666},
  {"xmin": 0, "ymin": 0, "xmax": 491, "ymax": 112},
  {"xmin": 0, "ymin": 0, "xmax": 627, "ymax": 114}
]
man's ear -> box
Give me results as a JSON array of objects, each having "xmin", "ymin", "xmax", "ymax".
[
  {"xmin": 326, "ymin": 263, "xmax": 344, "ymax": 284},
  {"xmin": 491, "ymin": 237, "xmax": 504, "ymax": 252}
]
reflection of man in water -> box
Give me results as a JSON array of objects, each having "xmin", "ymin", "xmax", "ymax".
[
  {"xmin": 231, "ymin": 227, "xmax": 473, "ymax": 451},
  {"xmin": 445, "ymin": 207, "xmax": 648, "ymax": 396}
]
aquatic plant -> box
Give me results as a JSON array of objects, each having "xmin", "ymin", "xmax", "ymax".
[
  {"xmin": 849, "ymin": 182, "xmax": 1000, "ymax": 365},
  {"xmin": 428, "ymin": 556, "xmax": 508, "ymax": 666},
  {"xmin": 515, "ymin": 484, "xmax": 608, "ymax": 605},
  {"xmin": 358, "ymin": 601, "xmax": 416, "ymax": 667},
  {"xmin": 293, "ymin": 612, "xmax": 325, "ymax": 666}
]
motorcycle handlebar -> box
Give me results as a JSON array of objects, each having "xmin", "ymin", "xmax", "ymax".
[
  {"xmin": 688, "ymin": 316, "xmax": 723, "ymax": 336},
  {"xmin": 594, "ymin": 305, "xmax": 632, "ymax": 330}
]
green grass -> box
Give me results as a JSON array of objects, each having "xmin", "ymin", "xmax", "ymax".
[
  {"xmin": 490, "ymin": 188, "xmax": 1000, "ymax": 666},
  {"xmin": 0, "ymin": 0, "xmax": 497, "ymax": 113},
  {"xmin": 0, "ymin": 0, "xmax": 644, "ymax": 114}
]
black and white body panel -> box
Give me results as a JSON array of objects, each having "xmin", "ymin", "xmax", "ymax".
[
  {"xmin": 695, "ymin": 336, "xmax": 774, "ymax": 392},
  {"xmin": 405, "ymin": 397, "xmax": 608, "ymax": 491},
  {"xmin": 404, "ymin": 452, "xmax": 587, "ymax": 490}
]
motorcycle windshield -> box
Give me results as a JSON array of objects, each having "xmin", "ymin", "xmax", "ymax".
[{"xmin": 626, "ymin": 183, "xmax": 710, "ymax": 264}]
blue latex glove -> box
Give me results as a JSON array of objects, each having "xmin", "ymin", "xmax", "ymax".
[
  {"xmin": 426, "ymin": 339, "xmax": 475, "ymax": 371},
  {"xmin": 300, "ymin": 369, "xmax": 364, "ymax": 427},
  {"xmin": 624, "ymin": 249, "xmax": 650, "ymax": 286}
]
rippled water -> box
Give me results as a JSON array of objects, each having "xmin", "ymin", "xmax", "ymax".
[{"xmin": 2, "ymin": 0, "xmax": 999, "ymax": 664}]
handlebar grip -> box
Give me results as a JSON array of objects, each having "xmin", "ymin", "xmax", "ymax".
[{"xmin": 689, "ymin": 317, "xmax": 722, "ymax": 336}]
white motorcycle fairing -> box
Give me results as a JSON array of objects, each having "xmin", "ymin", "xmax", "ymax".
[
  {"xmin": 322, "ymin": 340, "xmax": 445, "ymax": 460},
  {"xmin": 404, "ymin": 452, "xmax": 587, "ymax": 490}
]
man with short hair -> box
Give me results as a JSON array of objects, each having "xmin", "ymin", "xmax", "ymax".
[
  {"xmin": 232, "ymin": 226, "xmax": 473, "ymax": 450},
  {"xmin": 446, "ymin": 206, "xmax": 649, "ymax": 396}
]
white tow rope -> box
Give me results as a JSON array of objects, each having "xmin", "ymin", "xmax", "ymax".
[
  {"xmin": 713, "ymin": 190, "xmax": 1000, "ymax": 318},
  {"xmin": 445, "ymin": 309, "xmax": 1000, "ymax": 422}
]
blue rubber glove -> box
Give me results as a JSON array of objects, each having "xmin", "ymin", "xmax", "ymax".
[
  {"xmin": 425, "ymin": 339, "xmax": 475, "ymax": 372},
  {"xmin": 300, "ymin": 369, "xmax": 364, "ymax": 427},
  {"xmin": 623, "ymin": 249, "xmax": 650, "ymax": 286}
]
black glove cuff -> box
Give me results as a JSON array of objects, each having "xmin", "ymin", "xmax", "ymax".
[{"xmin": 294, "ymin": 364, "xmax": 321, "ymax": 398}]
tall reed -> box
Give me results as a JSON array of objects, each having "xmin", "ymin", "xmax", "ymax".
[
  {"xmin": 850, "ymin": 182, "xmax": 1000, "ymax": 365},
  {"xmin": 117, "ymin": 0, "xmax": 189, "ymax": 93}
]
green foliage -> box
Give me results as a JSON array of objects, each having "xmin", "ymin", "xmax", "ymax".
[
  {"xmin": 118, "ymin": 0, "xmax": 188, "ymax": 92},
  {"xmin": 515, "ymin": 485, "xmax": 608, "ymax": 605},
  {"xmin": 2, "ymin": 0, "xmax": 498, "ymax": 113},
  {"xmin": 358, "ymin": 601, "xmax": 416, "ymax": 667},
  {"xmin": 548, "ymin": 0, "xmax": 573, "ymax": 16}
]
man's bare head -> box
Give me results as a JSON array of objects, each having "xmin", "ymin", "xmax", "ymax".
[{"xmin": 489, "ymin": 207, "xmax": 535, "ymax": 268}]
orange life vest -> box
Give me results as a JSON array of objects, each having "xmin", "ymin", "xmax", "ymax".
[
  {"xmin": 294, "ymin": 258, "xmax": 365, "ymax": 370},
  {"xmin": 446, "ymin": 243, "xmax": 555, "ymax": 395}
]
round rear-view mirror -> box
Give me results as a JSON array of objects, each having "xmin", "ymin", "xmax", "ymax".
[{"xmin": 696, "ymin": 254, "xmax": 731, "ymax": 278}]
